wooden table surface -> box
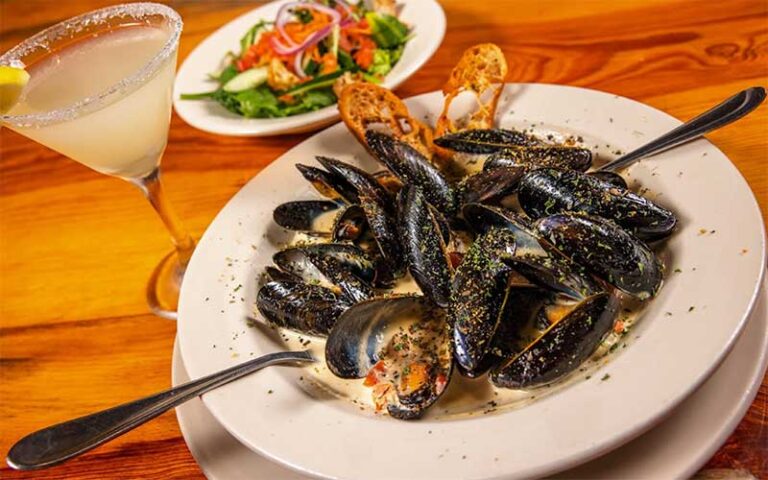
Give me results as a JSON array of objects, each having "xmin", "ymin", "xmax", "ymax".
[{"xmin": 1, "ymin": 0, "xmax": 766, "ymax": 478}]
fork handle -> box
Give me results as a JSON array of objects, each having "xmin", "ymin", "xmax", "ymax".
[
  {"xmin": 6, "ymin": 350, "xmax": 313, "ymax": 470},
  {"xmin": 597, "ymin": 86, "xmax": 766, "ymax": 172}
]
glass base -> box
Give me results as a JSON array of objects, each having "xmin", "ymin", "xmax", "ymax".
[{"xmin": 146, "ymin": 248, "xmax": 188, "ymax": 320}]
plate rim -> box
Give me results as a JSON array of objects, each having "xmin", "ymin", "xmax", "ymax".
[
  {"xmin": 174, "ymin": 281, "xmax": 768, "ymax": 479},
  {"xmin": 178, "ymin": 82, "xmax": 767, "ymax": 480},
  {"xmin": 172, "ymin": 0, "xmax": 446, "ymax": 137}
]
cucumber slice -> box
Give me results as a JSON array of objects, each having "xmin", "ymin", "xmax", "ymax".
[{"xmin": 222, "ymin": 66, "xmax": 268, "ymax": 93}]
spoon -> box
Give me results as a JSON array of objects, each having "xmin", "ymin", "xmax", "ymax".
[
  {"xmin": 597, "ymin": 86, "xmax": 766, "ymax": 173},
  {"xmin": 6, "ymin": 350, "xmax": 314, "ymax": 471}
]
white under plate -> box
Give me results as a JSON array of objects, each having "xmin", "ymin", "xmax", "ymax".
[
  {"xmin": 177, "ymin": 84, "xmax": 766, "ymax": 480},
  {"xmin": 173, "ymin": 0, "xmax": 445, "ymax": 136},
  {"xmin": 174, "ymin": 282, "xmax": 768, "ymax": 479}
]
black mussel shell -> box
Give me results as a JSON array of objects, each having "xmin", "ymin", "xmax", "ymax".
[
  {"xmin": 273, "ymin": 247, "xmax": 372, "ymax": 304},
  {"xmin": 518, "ymin": 168, "xmax": 677, "ymax": 241},
  {"xmin": 316, "ymin": 157, "xmax": 404, "ymax": 277},
  {"xmin": 587, "ymin": 170, "xmax": 628, "ymax": 189},
  {"xmin": 273, "ymin": 200, "xmax": 340, "ymax": 235},
  {"xmin": 484, "ymin": 146, "xmax": 593, "ymax": 172},
  {"xmin": 257, "ymin": 281, "xmax": 348, "ymax": 336},
  {"xmin": 433, "ymin": 128, "xmax": 541, "ymax": 153},
  {"xmin": 457, "ymin": 166, "xmax": 526, "ymax": 206},
  {"xmin": 491, "ymin": 292, "xmax": 619, "ymax": 388},
  {"xmin": 536, "ymin": 213, "xmax": 663, "ymax": 299},
  {"xmin": 399, "ymin": 186, "xmax": 453, "ymax": 307},
  {"xmin": 449, "ymin": 228, "xmax": 517, "ymax": 376},
  {"xmin": 301, "ymin": 243, "xmax": 378, "ymax": 282},
  {"xmin": 325, "ymin": 296, "xmax": 453, "ymax": 420},
  {"xmin": 264, "ymin": 265, "xmax": 301, "ymax": 283},
  {"xmin": 487, "ymin": 285, "xmax": 547, "ymax": 363},
  {"xmin": 295, "ymin": 163, "xmax": 360, "ymax": 204},
  {"xmin": 316, "ymin": 156, "xmax": 393, "ymax": 213},
  {"xmin": 365, "ymin": 131, "xmax": 457, "ymax": 215},
  {"xmin": 461, "ymin": 203, "xmax": 602, "ymax": 300}
]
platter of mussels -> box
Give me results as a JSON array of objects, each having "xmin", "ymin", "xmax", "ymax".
[{"xmin": 177, "ymin": 44, "xmax": 766, "ymax": 480}]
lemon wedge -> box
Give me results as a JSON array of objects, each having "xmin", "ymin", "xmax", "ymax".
[{"xmin": 0, "ymin": 66, "xmax": 30, "ymax": 114}]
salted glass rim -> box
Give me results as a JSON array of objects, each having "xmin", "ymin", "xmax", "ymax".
[{"xmin": 0, "ymin": 2, "xmax": 182, "ymax": 128}]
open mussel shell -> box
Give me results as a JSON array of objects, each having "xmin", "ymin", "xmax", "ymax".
[
  {"xmin": 536, "ymin": 213, "xmax": 663, "ymax": 299},
  {"xmin": 257, "ymin": 281, "xmax": 348, "ymax": 336},
  {"xmin": 264, "ymin": 265, "xmax": 301, "ymax": 283},
  {"xmin": 283, "ymin": 242, "xmax": 393, "ymax": 288},
  {"xmin": 449, "ymin": 228, "xmax": 518, "ymax": 376},
  {"xmin": 316, "ymin": 156, "xmax": 393, "ymax": 211},
  {"xmin": 296, "ymin": 163, "xmax": 360, "ymax": 204},
  {"xmin": 317, "ymin": 156, "xmax": 405, "ymax": 278},
  {"xmin": 518, "ymin": 168, "xmax": 677, "ymax": 241},
  {"xmin": 399, "ymin": 185, "xmax": 453, "ymax": 307},
  {"xmin": 273, "ymin": 200, "xmax": 341, "ymax": 236},
  {"xmin": 433, "ymin": 128, "xmax": 541, "ymax": 153},
  {"xmin": 365, "ymin": 131, "xmax": 457, "ymax": 215},
  {"xmin": 491, "ymin": 292, "xmax": 620, "ymax": 388},
  {"xmin": 462, "ymin": 203, "xmax": 602, "ymax": 300},
  {"xmin": 325, "ymin": 296, "xmax": 453, "ymax": 420},
  {"xmin": 273, "ymin": 246, "xmax": 373, "ymax": 304},
  {"xmin": 332, "ymin": 204, "xmax": 368, "ymax": 242},
  {"xmin": 487, "ymin": 284, "xmax": 547, "ymax": 363},
  {"xmin": 484, "ymin": 146, "xmax": 593, "ymax": 172},
  {"xmin": 457, "ymin": 166, "xmax": 526, "ymax": 206}
]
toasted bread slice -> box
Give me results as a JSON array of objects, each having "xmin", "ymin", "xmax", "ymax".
[
  {"xmin": 339, "ymin": 82, "xmax": 434, "ymax": 159},
  {"xmin": 436, "ymin": 43, "xmax": 508, "ymax": 138}
]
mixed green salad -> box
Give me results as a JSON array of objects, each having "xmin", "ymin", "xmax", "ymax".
[{"xmin": 181, "ymin": 0, "xmax": 411, "ymax": 118}]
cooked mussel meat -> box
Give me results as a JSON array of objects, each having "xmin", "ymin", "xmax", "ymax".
[
  {"xmin": 332, "ymin": 204, "xmax": 368, "ymax": 242},
  {"xmin": 325, "ymin": 296, "xmax": 453, "ymax": 419},
  {"xmin": 518, "ymin": 167, "xmax": 677, "ymax": 241}
]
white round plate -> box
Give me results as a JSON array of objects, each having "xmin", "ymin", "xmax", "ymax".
[
  {"xmin": 177, "ymin": 84, "xmax": 766, "ymax": 480},
  {"xmin": 174, "ymin": 282, "xmax": 768, "ymax": 479},
  {"xmin": 173, "ymin": 0, "xmax": 445, "ymax": 136}
]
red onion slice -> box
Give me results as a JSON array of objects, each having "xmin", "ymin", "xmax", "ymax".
[{"xmin": 294, "ymin": 51, "xmax": 307, "ymax": 78}]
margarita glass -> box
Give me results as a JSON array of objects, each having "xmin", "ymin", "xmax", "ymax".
[{"xmin": 1, "ymin": 3, "xmax": 191, "ymax": 319}]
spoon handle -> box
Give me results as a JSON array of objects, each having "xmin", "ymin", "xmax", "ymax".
[
  {"xmin": 597, "ymin": 86, "xmax": 766, "ymax": 172},
  {"xmin": 7, "ymin": 350, "xmax": 314, "ymax": 471}
]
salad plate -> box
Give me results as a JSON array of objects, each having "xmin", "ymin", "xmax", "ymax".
[
  {"xmin": 173, "ymin": 0, "xmax": 445, "ymax": 136},
  {"xmin": 174, "ymin": 282, "xmax": 768, "ymax": 479},
  {"xmin": 177, "ymin": 83, "xmax": 766, "ymax": 479}
]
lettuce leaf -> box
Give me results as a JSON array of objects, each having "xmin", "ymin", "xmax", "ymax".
[
  {"xmin": 205, "ymin": 86, "xmax": 336, "ymax": 118},
  {"xmin": 365, "ymin": 13, "xmax": 409, "ymax": 48},
  {"xmin": 367, "ymin": 49, "xmax": 393, "ymax": 77}
]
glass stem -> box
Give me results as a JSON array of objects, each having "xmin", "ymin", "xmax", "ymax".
[{"xmin": 132, "ymin": 168, "xmax": 195, "ymax": 266}]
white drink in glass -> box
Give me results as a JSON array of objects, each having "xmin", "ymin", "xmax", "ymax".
[
  {"xmin": 1, "ymin": 4, "xmax": 191, "ymax": 319},
  {"xmin": 8, "ymin": 25, "xmax": 176, "ymax": 179}
]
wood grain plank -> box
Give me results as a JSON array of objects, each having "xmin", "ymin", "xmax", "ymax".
[{"xmin": 0, "ymin": 0, "xmax": 766, "ymax": 478}]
